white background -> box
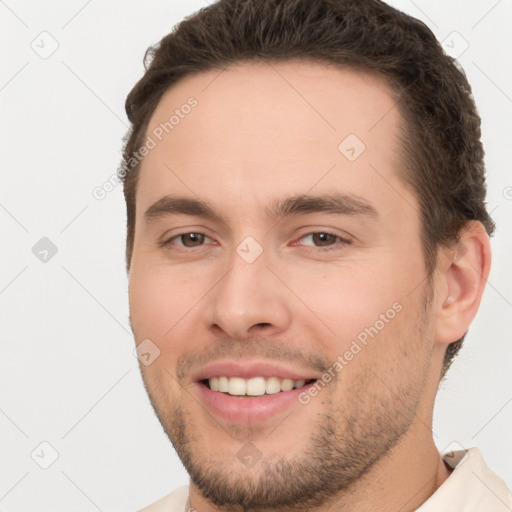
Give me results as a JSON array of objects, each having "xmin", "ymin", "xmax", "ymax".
[{"xmin": 1, "ymin": 1, "xmax": 511, "ymax": 510}]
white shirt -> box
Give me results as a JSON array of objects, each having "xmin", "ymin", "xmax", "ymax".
[{"xmin": 138, "ymin": 448, "xmax": 512, "ymax": 512}]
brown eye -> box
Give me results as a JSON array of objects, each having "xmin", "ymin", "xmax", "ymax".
[
  {"xmin": 179, "ymin": 233, "xmax": 206, "ymax": 247},
  {"xmin": 293, "ymin": 231, "xmax": 351, "ymax": 252},
  {"xmin": 300, "ymin": 232, "xmax": 341, "ymax": 247},
  {"xmin": 310, "ymin": 232, "xmax": 338, "ymax": 247},
  {"xmin": 160, "ymin": 231, "xmax": 215, "ymax": 250}
]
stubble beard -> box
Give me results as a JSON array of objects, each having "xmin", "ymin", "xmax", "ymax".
[{"xmin": 141, "ymin": 290, "xmax": 434, "ymax": 511}]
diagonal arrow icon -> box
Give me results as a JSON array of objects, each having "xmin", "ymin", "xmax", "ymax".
[
  {"xmin": 134, "ymin": 339, "xmax": 161, "ymax": 366},
  {"xmin": 236, "ymin": 442, "xmax": 262, "ymax": 468},
  {"xmin": 31, "ymin": 441, "xmax": 59, "ymax": 469},
  {"xmin": 339, "ymin": 134, "xmax": 365, "ymax": 161},
  {"xmin": 236, "ymin": 236, "xmax": 263, "ymax": 263},
  {"xmin": 32, "ymin": 237, "xmax": 58, "ymax": 262}
]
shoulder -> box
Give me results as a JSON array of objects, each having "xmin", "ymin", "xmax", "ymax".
[
  {"xmin": 138, "ymin": 485, "xmax": 189, "ymax": 512},
  {"xmin": 417, "ymin": 447, "xmax": 512, "ymax": 511}
]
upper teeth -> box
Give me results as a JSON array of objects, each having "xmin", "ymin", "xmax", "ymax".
[{"xmin": 208, "ymin": 376, "xmax": 307, "ymax": 396}]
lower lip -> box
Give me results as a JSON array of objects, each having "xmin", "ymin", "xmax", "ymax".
[{"xmin": 194, "ymin": 381, "xmax": 315, "ymax": 423}]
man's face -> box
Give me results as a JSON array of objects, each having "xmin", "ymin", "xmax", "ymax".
[{"xmin": 128, "ymin": 61, "xmax": 440, "ymax": 508}]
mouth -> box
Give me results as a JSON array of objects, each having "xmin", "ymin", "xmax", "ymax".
[
  {"xmin": 190, "ymin": 361, "xmax": 320, "ymax": 423},
  {"xmin": 200, "ymin": 376, "xmax": 316, "ymax": 397}
]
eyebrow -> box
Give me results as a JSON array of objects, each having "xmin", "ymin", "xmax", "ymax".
[
  {"xmin": 143, "ymin": 192, "xmax": 378, "ymax": 225},
  {"xmin": 267, "ymin": 192, "xmax": 377, "ymax": 220}
]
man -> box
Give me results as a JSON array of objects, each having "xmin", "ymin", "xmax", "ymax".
[{"xmin": 120, "ymin": 0, "xmax": 512, "ymax": 510}]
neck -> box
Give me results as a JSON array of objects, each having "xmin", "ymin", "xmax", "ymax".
[{"xmin": 322, "ymin": 423, "xmax": 453, "ymax": 512}]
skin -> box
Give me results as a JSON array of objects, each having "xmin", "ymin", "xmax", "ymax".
[{"xmin": 128, "ymin": 60, "xmax": 491, "ymax": 511}]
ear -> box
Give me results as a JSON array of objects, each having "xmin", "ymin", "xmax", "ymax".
[{"xmin": 434, "ymin": 221, "xmax": 492, "ymax": 345}]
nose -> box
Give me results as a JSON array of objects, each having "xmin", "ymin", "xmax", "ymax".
[{"xmin": 204, "ymin": 247, "xmax": 293, "ymax": 340}]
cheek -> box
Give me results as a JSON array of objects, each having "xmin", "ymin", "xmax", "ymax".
[
  {"xmin": 129, "ymin": 261, "xmax": 220, "ymax": 374},
  {"xmin": 284, "ymin": 263, "xmax": 393, "ymax": 333},
  {"xmin": 129, "ymin": 267, "xmax": 167, "ymax": 339},
  {"xmin": 128, "ymin": 263, "xmax": 195, "ymax": 343},
  {"xmin": 128, "ymin": 266, "xmax": 193, "ymax": 402},
  {"xmin": 284, "ymin": 255, "xmax": 425, "ymax": 363}
]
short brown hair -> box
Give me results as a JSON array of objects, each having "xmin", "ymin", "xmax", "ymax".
[{"xmin": 120, "ymin": 0, "xmax": 495, "ymax": 377}]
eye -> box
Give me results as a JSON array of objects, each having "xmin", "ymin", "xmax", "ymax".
[
  {"xmin": 162, "ymin": 232, "xmax": 213, "ymax": 248},
  {"xmin": 294, "ymin": 231, "xmax": 351, "ymax": 250}
]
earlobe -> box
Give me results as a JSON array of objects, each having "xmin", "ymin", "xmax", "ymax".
[{"xmin": 435, "ymin": 221, "xmax": 492, "ymax": 345}]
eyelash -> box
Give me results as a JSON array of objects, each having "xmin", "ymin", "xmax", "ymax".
[
  {"xmin": 160, "ymin": 231, "xmax": 351, "ymax": 252},
  {"xmin": 292, "ymin": 232, "xmax": 351, "ymax": 251}
]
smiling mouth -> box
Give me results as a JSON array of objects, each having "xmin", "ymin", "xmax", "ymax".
[{"xmin": 200, "ymin": 376, "xmax": 316, "ymax": 397}]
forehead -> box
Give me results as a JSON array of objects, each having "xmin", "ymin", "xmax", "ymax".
[{"xmin": 136, "ymin": 60, "xmax": 410, "ymax": 221}]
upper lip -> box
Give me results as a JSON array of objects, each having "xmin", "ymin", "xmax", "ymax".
[{"xmin": 191, "ymin": 360, "xmax": 320, "ymax": 382}]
